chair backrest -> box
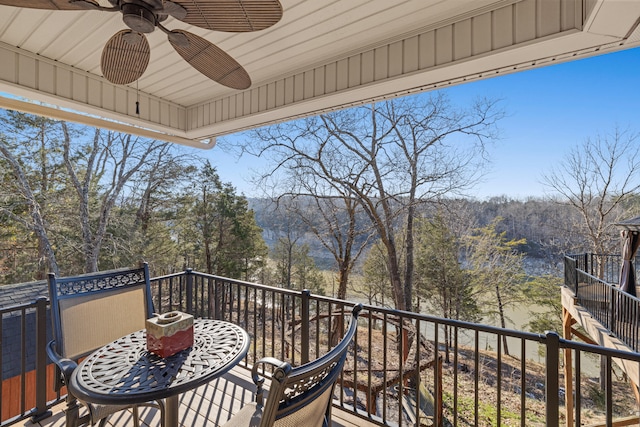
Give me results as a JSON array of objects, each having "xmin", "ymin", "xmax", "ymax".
[
  {"xmin": 261, "ymin": 304, "xmax": 362, "ymax": 427},
  {"xmin": 48, "ymin": 263, "xmax": 154, "ymax": 359}
]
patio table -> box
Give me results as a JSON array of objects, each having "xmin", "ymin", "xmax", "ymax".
[{"xmin": 68, "ymin": 319, "xmax": 250, "ymax": 427}]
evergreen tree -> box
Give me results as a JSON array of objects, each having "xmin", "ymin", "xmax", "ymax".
[
  {"xmin": 178, "ymin": 162, "xmax": 268, "ymax": 278},
  {"xmin": 415, "ymin": 214, "xmax": 480, "ymax": 320},
  {"xmin": 414, "ymin": 214, "xmax": 480, "ymax": 362},
  {"xmin": 522, "ymin": 274, "xmax": 563, "ymax": 334},
  {"xmin": 466, "ymin": 217, "xmax": 527, "ymax": 355},
  {"xmin": 361, "ymin": 240, "xmax": 394, "ymax": 307},
  {"xmin": 270, "ymin": 239, "xmax": 325, "ymax": 294}
]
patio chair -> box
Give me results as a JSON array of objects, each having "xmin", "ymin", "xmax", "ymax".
[
  {"xmin": 223, "ymin": 304, "xmax": 363, "ymax": 427},
  {"xmin": 46, "ymin": 263, "xmax": 164, "ymax": 427}
]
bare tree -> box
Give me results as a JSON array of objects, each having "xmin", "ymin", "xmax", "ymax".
[
  {"xmin": 61, "ymin": 123, "xmax": 168, "ymax": 273},
  {"xmin": 131, "ymin": 144, "xmax": 197, "ymax": 234},
  {"xmin": 265, "ymin": 161, "xmax": 375, "ymax": 301},
  {"xmin": 0, "ymin": 136, "xmax": 59, "ymax": 276},
  {"xmin": 249, "ymin": 94, "xmax": 502, "ymax": 313},
  {"xmin": 262, "ymin": 197, "xmax": 306, "ymax": 288},
  {"xmin": 296, "ymin": 193, "xmax": 373, "ymax": 299},
  {"xmin": 542, "ymin": 127, "xmax": 640, "ymax": 275},
  {"xmin": 285, "ymin": 188, "xmax": 374, "ymax": 345},
  {"xmin": 0, "ymin": 113, "xmax": 63, "ymax": 276}
]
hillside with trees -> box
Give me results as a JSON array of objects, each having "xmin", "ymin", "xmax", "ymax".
[
  {"xmin": 0, "ymin": 112, "xmax": 267, "ymax": 282},
  {"xmin": 2, "ymin": 101, "xmax": 640, "ymax": 339}
]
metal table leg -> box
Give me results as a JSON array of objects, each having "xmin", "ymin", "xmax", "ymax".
[{"xmin": 165, "ymin": 395, "xmax": 179, "ymax": 427}]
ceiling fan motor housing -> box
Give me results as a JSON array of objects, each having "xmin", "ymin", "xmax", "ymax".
[{"xmin": 121, "ymin": 1, "xmax": 156, "ymax": 33}]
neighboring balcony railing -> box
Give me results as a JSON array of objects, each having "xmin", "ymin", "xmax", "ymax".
[
  {"xmin": 1, "ymin": 269, "xmax": 640, "ymax": 426},
  {"xmin": 567, "ymin": 252, "xmax": 640, "ymax": 288},
  {"xmin": 565, "ymin": 254, "xmax": 640, "ymax": 352}
]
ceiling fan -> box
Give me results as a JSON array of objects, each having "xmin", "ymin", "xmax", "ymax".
[{"xmin": 0, "ymin": 0, "xmax": 283, "ymax": 89}]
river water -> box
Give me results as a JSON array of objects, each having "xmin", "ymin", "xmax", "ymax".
[{"xmin": 418, "ymin": 302, "xmax": 600, "ymax": 377}]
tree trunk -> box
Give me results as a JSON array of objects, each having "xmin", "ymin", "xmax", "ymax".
[
  {"xmin": 496, "ymin": 285, "xmax": 510, "ymax": 356},
  {"xmin": 329, "ymin": 265, "xmax": 351, "ymax": 346},
  {"xmin": 404, "ymin": 204, "xmax": 415, "ymax": 311},
  {"xmin": 0, "ymin": 141, "xmax": 59, "ymax": 276}
]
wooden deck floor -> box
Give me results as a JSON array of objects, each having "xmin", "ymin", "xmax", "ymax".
[{"xmin": 25, "ymin": 366, "xmax": 375, "ymax": 427}]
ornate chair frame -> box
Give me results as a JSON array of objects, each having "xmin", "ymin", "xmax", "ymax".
[
  {"xmin": 46, "ymin": 263, "xmax": 163, "ymax": 427},
  {"xmin": 223, "ymin": 304, "xmax": 362, "ymax": 427}
]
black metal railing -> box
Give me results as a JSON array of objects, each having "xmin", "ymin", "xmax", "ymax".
[
  {"xmin": 566, "ymin": 252, "xmax": 640, "ymax": 286},
  {"xmin": 2, "ymin": 269, "xmax": 640, "ymax": 426},
  {"xmin": 148, "ymin": 270, "xmax": 640, "ymax": 426},
  {"xmin": 565, "ymin": 254, "xmax": 640, "ymax": 352},
  {"xmin": 0, "ymin": 297, "xmax": 59, "ymax": 426}
]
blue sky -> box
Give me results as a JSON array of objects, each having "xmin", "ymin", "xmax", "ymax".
[{"xmin": 204, "ymin": 47, "xmax": 640, "ymax": 200}]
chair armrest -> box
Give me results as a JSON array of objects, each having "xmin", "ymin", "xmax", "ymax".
[
  {"xmin": 46, "ymin": 340, "xmax": 77, "ymax": 387},
  {"xmin": 251, "ymin": 357, "xmax": 290, "ymax": 406},
  {"xmin": 250, "ymin": 357, "xmax": 286, "ymax": 385}
]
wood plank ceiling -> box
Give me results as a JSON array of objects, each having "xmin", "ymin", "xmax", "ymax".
[{"xmin": 0, "ymin": 0, "xmax": 639, "ymax": 148}]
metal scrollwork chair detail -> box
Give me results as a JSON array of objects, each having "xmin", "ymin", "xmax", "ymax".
[
  {"xmin": 223, "ymin": 304, "xmax": 362, "ymax": 427},
  {"xmin": 46, "ymin": 263, "xmax": 164, "ymax": 427}
]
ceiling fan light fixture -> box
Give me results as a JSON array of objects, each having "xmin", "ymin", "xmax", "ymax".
[
  {"xmin": 122, "ymin": 30, "xmax": 143, "ymax": 45},
  {"xmin": 162, "ymin": 1, "xmax": 187, "ymax": 20},
  {"xmin": 168, "ymin": 31, "xmax": 189, "ymax": 48},
  {"xmin": 122, "ymin": 3, "xmax": 155, "ymax": 33}
]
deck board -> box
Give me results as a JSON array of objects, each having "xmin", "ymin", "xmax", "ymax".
[{"xmin": 27, "ymin": 366, "xmax": 377, "ymax": 427}]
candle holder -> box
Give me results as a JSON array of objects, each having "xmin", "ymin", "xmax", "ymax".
[{"xmin": 146, "ymin": 311, "xmax": 194, "ymax": 358}]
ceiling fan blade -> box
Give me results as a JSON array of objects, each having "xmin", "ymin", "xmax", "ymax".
[
  {"xmin": 172, "ymin": 0, "xmax": 282, "ymax": 32},
  {"xmin": 101, "ymin": 30, "xmax": 150, "ymax": 85},
  {"xmin": 0, "ymin": 0, "xmax": 96, "ymax": 10},
  {"xmin": 169, "ymin": 30, "xmax": 250, "ymax": 90}
]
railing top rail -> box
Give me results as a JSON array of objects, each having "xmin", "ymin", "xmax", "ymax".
[
  {"xmin": 0, "ymin": 298, "xmax": 45, "ymax": 315},
  {"xmin": 148, "ymin": 271, "xmax": 192, "ymax": 281},
  {"xmin": 359, "ymin": 302, "xmax": 547, "ymax": 342},
  {"xmin": 558, "ymin": 334, "xmax": 640, "ymax": 360},
  {"xmin": 180, "ymin": 270, "xmax": 547, "ymax": 343},
  {"xmin": 4, "ymin": 267, "xmax": 637, "ymax": 347},
  {"xmin": 574, "ymin": 264, "xmax": 640, "ymax": 304},
  {"xmin": 189, "ymin": 271, "xmax": 304, "ymax": 297},
  {"xmin": 567, "ymin": 252, "xmax": 624, "ymax": 258}
]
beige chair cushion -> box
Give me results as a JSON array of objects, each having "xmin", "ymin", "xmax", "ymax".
[
  {"xmin": 272, "ymin": 386, "xmax": 332, "ymax": 427},
  {"xmin": 222, "ymin": 402, "xmax": 263, "ymax": 427},
  {"xmin": 58, "ymin": 285, "xmax": 148, "ymax": 359},
  {"xmin": 222, "ymin": 387, "xmax": 332, "ymax": 427}
]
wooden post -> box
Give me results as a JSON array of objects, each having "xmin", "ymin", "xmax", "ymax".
[{"xmin": 366, "ymin": 390, "xmax": 378, "ymax": 416}]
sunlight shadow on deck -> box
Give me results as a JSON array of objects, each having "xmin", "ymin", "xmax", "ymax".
[{"xmin": 27, "ymin": 366, "xmax": 373, "ymax": 427}]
